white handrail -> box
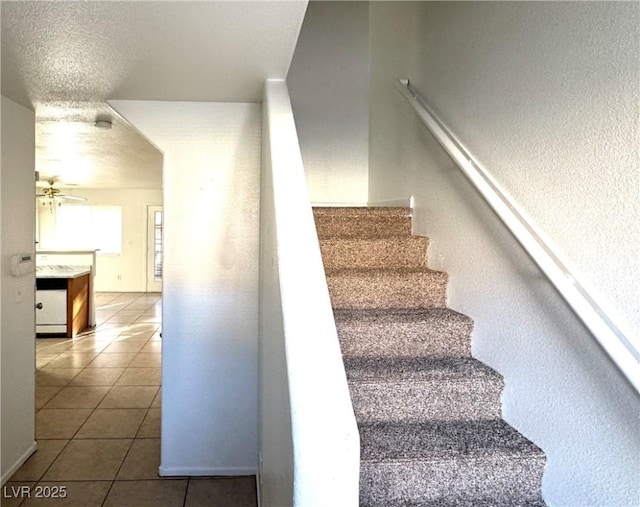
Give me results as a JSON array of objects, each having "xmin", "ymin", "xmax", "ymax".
[{"xmin": 396, "ymin": 78, "xmax": 640, "ymax": 394}]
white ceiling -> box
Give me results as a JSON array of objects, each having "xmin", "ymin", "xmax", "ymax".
[
  {"xmin": 34, "ymin": 101, "xmax": 164, "ymax": 189},
  {"xmin": 2, "ymin": 0, "xmax": 308, "ymax": 189}
]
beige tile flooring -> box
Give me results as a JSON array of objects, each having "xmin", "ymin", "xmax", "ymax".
[{"xmin": 5, "ymin": 292, "xmax": 257, "ymax": 507}]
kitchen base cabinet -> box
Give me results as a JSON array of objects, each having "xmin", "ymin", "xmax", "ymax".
[{"xmin": 36, "ymin": 271, "xmax": 90, "ymax": 338}]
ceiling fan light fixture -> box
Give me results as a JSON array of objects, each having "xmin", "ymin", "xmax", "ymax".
[
  {"xmin": 38, "ymin": 191, "xmax": 63, "ymax": 213},
  {"xmin": 36, "ymin": 181, "xmax": 87, "ymax": 213}
]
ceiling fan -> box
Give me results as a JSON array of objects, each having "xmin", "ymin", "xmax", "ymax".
[{"xmin": 36, "ymin": 179, "xmax": 86, "ymax": 212}]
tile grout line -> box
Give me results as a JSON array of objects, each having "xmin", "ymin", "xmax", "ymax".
[
  {"xmin": 92, "ymin": 293, "xmax": 153, "ymax": 506},
  {"xmin": 32, "ymin": 315, "xmax": 124, "ymax": 503},
  {"xmin": 183, "ymin": 477, "xmax": 192, "ymax": 507},
  {"xmin": 36, "ymin": 295, "xmax": 147, "ymax": 469},
  {"xmin": 23, "ymin": 293, "xmax": 169, "ymax": 505}
]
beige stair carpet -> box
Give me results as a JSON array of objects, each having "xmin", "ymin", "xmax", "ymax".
[{"xmin": 314, "ymin": 207, "xmax": 546, "ymax": 507}]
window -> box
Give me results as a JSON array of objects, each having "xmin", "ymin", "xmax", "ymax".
[
  {"xmin": 57, "ymin": 205, "xmax": 122, "ymax": 254},
  {"xmin": 153, "ymin": 210, "xmax": 163, "ymax": 281}
]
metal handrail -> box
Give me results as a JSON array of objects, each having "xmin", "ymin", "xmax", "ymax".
[{"xmin": 396, "ymin": 78, "xmax": 639, "ymax": 394}]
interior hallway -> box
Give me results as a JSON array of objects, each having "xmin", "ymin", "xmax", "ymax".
[{"xmin": 4, "ymin": 292, "xmax": 257, "ymax": 507}]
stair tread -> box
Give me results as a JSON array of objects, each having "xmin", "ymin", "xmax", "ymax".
[
  {"xmin": 320, "ymin": 237, "xmax": 428, "ymax": 269},
  {"xmin": 328, "ymin": 269, "xmax": 448, "ymax": 309},
  {"xmin": 314, "ymin": 208, "xmax": 413, "ymax": 239},
  {"xmin": 335, "ymin": 308, "xmax": 473, "ymax": 358},
  {"xmin": 326, "ymin": 267, "xmax": 446, "ymax": 277},
  {"xmin": 363, "ymin": 498, "xmax": 546, "ymax": 507},
  {"xmin": 334, "ymin": 307, "xmax": 472, "ymax": 326},
  {"xmin": 360, "ymin": 419, "xmax": 545, "ymax": 462},
  {"xmin": 320, "ymin": 236, "xmax": 427, "ymax": 244},
  {"xmin": 313, "ymin": 206, "xmax": 411, "ymax": 217},
  {"xmin": 345, "ymin": 356, "xmax": 501, "ymax": 382},
  {"xmin": 320, "ymin": 238, "xmax": 428, "ymax": 254}
]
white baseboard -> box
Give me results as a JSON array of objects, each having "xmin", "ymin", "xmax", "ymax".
[
  {"xmin": 256, "ymin": 473, "xmax": 262, "ymax": 507},
  {"xmin": 256, "ymin": 451, "xmax": 263, "ymax": 507},
  {"xmin": 158, "ymin": 465, "xmax": 257, "ymax": 477},
  {"xmin": 311, "ymin": 198, "xmax": 414, "ymax": 208},
  {"xmin": 1, "ymin": 441, "xmax": 37, "ymax": 486},
  {"xmin": 311, "ymin": 201, "xmax": 368, "ymax": 207},
  {"xmin": 367, "ymin": 196, "xmax": 414, "ymax": 208}
]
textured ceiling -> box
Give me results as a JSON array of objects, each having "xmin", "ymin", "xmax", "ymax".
[
  {"xmin": 1, "ymin": 0, "xmax": 308, "ymax": 188},
  {"xmin": 35, "ymin": 102, "xmax": 163, "ymax": 189}
]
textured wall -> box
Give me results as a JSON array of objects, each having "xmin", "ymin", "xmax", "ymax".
[
  {"xmin": 1, "ymin": 96, "xmax": 36, "ymax": 483},
  {"xmin": 368, "ymin": 3, "xmax": 640, "ymax": 505},
  {"xmin": 288, "ymin": 1, "xmax": 369, "ymax": 205},
  {"xmin": 109, "ymin": 100, "xmax": 260, "ymax": 475},
  {"xmin": 378, "ymin": 1, "xmax": 639, "ymax": 338}
]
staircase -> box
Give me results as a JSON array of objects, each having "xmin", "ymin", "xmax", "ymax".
[{"xmin": 314, "ymin": 207, "xmax": 546, "ymax": 506}]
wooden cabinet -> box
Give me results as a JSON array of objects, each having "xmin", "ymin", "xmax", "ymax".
[
  {"xmin": 67, "ymin": 273, "xmax": 90, "ymax": 337},
  {"xmin": 36, "ymin": 272, "xmax": 91, "ymax": 338}
]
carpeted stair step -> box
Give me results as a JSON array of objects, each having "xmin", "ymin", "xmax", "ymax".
[
  {"xmin": 314, "ymin": 207, "xmax": 412, "ymax": 239},
  {"xmin": 327, "ymin": 268, "xmax": 448, "ymax": 309},
  {"xmin": 334, "ymin": 308, "xmax": 473, "ymax": 358},
  {"xmin": 315, "ymin": 205, "xmax": 546, "ymax": 505},
  {"xmin": 359, "ymin": 419, "xmax": 546, "ymax": 506},
  {"xmin": 345, "ymin": 357, "xmax": 503, "ymax": 422},
  {"xmin": 320, "ymin": 237, "xmax": 428, "ymax": 270}
]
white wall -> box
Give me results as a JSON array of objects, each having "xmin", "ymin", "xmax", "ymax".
[
  {"xmin": 259, "ymin": 103, "xmax": 294, "ymax": 504},
  {"xmin": 109, "ymin": 100, "xmax": 260, "ymax": 476},
  {"xmin": 368, "ymin": 3, "xmax": 640, "ymax": 506},
  {"xmin": 37, "ymin": 188, "xmax": 163, "ymax": 292},
  {"xmin": 1, "ymin": 96, "xmax": 36, "ymax": 483},
  {"xmin": 288, "ymin": 1, "xmax": 369, "ymax": 205},
  {"xmin": 378, "ymin": 1, "xmax": 639, "ymax": 338}
]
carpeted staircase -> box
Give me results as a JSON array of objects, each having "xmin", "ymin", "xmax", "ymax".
[{"xmin": 314, "ymin": 206, "xmax": 546, "ymax": 506}]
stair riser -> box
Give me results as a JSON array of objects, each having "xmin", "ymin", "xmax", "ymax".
[
  {"xmin": 315, "ymin": 216, "xmax": 412, "ymax": 239},
  {"xmin": 320, "ymin": 238, "xmax": 428, "ymax": 270},
  {"xmin": 360, "ymin": 455, "xmax": 546, "ymax": 507},
  {"xmin": 328, "ymin": 272, "xmax": 448, "ymax": 309},
  {"xmin": 337, "ymin": 321, "xmax": 472, "ymax": 358},
  {"xmin": 349, "ymin": 380, "xmax": 503, "ymax": 422}
]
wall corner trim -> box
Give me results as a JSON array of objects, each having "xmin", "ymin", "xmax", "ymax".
[{"xmin": 1, "ymin": 441, "xmax": 37, "ymax": 486}]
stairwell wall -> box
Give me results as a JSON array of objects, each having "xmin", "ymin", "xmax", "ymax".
[
  {"xmin": 288, "ymin": 1, "xmax": 369, "ymax": 205},
  {"xmin": 368, "ymin": 3, "xmax": 640, "ymax": 506}
]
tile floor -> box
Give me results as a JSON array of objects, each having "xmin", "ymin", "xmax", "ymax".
[{"xmin": 5, "ymin": 292, "xmax": 257, "ymax": 507}]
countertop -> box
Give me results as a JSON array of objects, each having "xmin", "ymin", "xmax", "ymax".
[{"xmin": 36, "ymin": 265, "xmax": 91, "ymax": 279}]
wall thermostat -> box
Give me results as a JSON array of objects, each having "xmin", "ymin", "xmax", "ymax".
[{"xmin": 10, "ymin": 253, "xmax": 34, "ymax": 277}]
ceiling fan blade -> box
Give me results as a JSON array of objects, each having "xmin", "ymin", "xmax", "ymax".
[{"xmin": 36, "ymin": 174, "xmax": 59, "ymax": 183}]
